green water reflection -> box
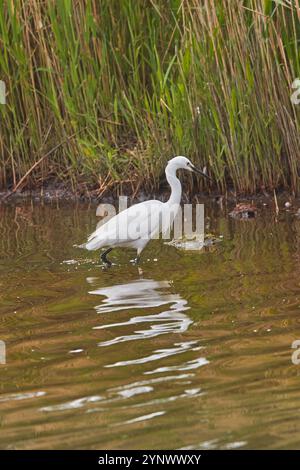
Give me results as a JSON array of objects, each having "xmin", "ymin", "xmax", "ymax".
[{"xmin": 0, "ymin": 201, "xmax": 300, "ymax": 449}]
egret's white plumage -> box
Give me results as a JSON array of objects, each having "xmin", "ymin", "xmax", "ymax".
[{"xmin": 78, "ymin": 156, "xmax": 210, "ymax": 264}]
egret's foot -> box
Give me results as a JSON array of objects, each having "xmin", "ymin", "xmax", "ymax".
[
  {"xmin": 137, "ymin": 266, "xmax": 143, "ymax": 276},
  {"xmin": 100, "ymin": 248, "xmax": 112, "ymax": 266},
  {"xmin": 101, "ymin": 259, "xmax": 112, "ymax": 268}
]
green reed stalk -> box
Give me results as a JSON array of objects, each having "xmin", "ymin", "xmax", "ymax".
[{"xmin": 0, "ymin": 0, "xmax": 299, "ymax": 194}]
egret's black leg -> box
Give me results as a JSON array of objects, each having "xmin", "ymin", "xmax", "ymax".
[
  {"xmin": 101, "ymin": 248, "xmax": 113, "ymax": 266},
  {"xmin": 133, "ymin": 251, "xmax": 141, "ymax": 265}
]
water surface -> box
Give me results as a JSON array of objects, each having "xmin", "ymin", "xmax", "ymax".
[{"xmin": 0, "ymin": 201, "xmax": 300, "ymax": 449}]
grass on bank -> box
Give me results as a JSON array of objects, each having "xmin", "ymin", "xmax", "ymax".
[{"xmin": 0, "ymin": 0, "xmax": 300, "ymax": 196}]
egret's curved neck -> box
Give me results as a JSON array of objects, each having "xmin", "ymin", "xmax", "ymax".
[{"xmin": 165, "ymin": 164, "xmax": 182, "ymax": 206}]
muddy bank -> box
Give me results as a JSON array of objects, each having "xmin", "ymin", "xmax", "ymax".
[{"xmin": 1, "ymin": 183, "xmax": 300, "ymax": 220}]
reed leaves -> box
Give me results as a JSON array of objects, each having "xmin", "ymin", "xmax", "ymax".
[{"xmin": 0, "ymin": 0, "xmax": 299, "ymax": 194}]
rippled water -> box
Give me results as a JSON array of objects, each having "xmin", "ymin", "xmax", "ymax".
[{"xmin": 0, "ymin": 200, "xmax": 300, "ymax": 449}]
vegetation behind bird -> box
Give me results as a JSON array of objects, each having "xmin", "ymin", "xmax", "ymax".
[{"xmin": 0, "ymin": 0, "xmax": 299, "ymax": 195}]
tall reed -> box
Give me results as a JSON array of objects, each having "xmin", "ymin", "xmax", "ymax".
[{"xmin": 0, "ymin": 0, "xmax": 299, "ymax": 195}]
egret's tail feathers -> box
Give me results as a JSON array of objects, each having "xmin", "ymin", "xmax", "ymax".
[
  {"xmin": 84, "ymin": 237, "xmax": 103, "ymax": 251},
  {"xmin": 87, "ymin": 229, "xmax": 98, "ymax": 242},
  {"xmin": 73, "ymin": 243, "xmax": 87, "ymax": 249},
  {"xmin": 74, "ymin": 236, "xmax": 104, "ymax": 251}
]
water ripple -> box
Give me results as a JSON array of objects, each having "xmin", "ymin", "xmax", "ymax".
[
  {"xmin": 90, "ymin": 278, "xmax": 191, "ymax": 346},
  {"xmin": 88, "ymin": 277, "xmax": 201, "ymax": 370},
  {"xmin": 41, "ymin": 395, "xmax": 104, "ymax": 412},
  {"xmin": 145, "ymin": 356, "xmax": 209, "ymax": 374},
  {"xmin": 0, "ymin": 391, "xmax": 46, "ymax": 403},
  {"xmin": 105, "ymin": 341, "xmax": 199, "ymax": 368}
]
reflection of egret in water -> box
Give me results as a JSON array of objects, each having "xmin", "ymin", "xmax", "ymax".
[
  {"xmin": 39, "ymin": 277, "xmax": 209, "ymax": 424},
  {"xmin": 90, "ymin": 279, "xmax": 192, "ymax": 346},
  {"xmin": 87, "ymin": 277, "xmax": 208, "ymax": 371},
  {"xmin": 88, "ymin": 278, "xmax": 191, "ymax": 346}
]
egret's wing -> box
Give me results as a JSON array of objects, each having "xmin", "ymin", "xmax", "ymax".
[
  {"xmin": 84, "ymin": 210, "xmax": 130, "ymax": 250},
  {"xmin": 118, "ymin": 200, "xmax": 163, "ymax": 241},
  {"xmin": 83, "ymin": 200, "xmax": 163, "ymax": 250}
]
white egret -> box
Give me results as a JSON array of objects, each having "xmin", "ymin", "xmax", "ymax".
[{"xmin": 78, "ymin": 156, "xmax": 210, "ymax": 265}]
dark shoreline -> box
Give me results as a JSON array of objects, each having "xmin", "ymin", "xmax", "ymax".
[{"xmin": 0, "ymin": 185, "xmax": 299, "ymax": 212}]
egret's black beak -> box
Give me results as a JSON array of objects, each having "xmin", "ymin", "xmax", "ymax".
[{"xmin": 191, "ymin": 164, "xmax": 212, "ymax": 181}]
